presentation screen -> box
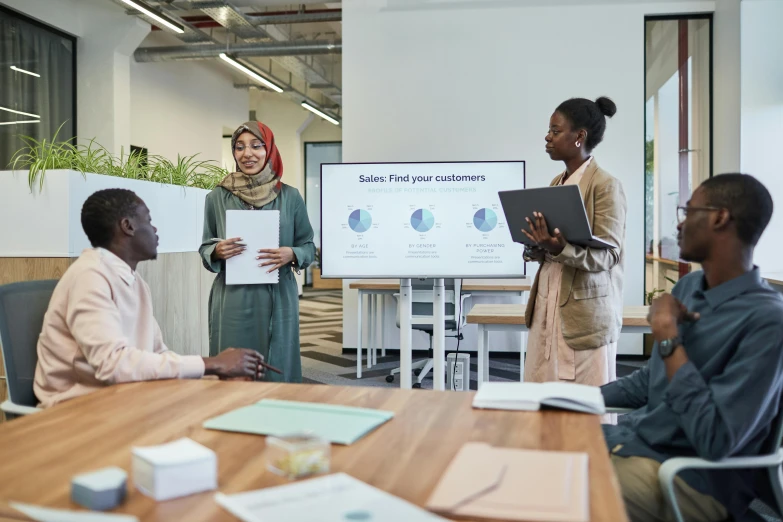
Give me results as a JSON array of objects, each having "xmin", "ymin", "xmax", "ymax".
[{"xmin": 320, "ymin": 161, "xmax": 526, "ymax": 278}]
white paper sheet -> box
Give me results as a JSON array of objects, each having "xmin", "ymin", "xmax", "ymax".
[
  {"xmin": 9, "ymin": 503, "xmax": 138, "ymax": 522},
  {"xmin": 215, "ymin": 473, "xmax": 447, "ymax": 522},
  {"xmin": 225, "ymin": 210, "xmax": 280, "ymax": 285}
]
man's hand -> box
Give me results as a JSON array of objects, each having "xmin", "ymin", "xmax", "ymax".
[
  {"xmin": 521, "ymin": 212, "xmax": 567, "ymax": 255},
  {"xmin": 203, "ymin": 348, "xmax": 266, "ymax": 380},
  {"xmin": 647, "ymin": 293, "xmax": 700, "ymax": 342}
]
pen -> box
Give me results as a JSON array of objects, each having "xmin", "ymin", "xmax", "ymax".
[
  {"xmin": 210, "ymin": 237, "xmax": 247, "ymax": 246},
  {"xmin": 260, "ymin": 360, "xmax": 283, "ymax": 375}
]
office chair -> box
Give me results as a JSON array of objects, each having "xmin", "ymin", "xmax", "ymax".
[
  {"xmin": 387, "ymin": 279, "xmax": 469, "ymax": 388},
  {"xmin": 0, "ymin": 280, "xmax": 55, "ymax": 419}
]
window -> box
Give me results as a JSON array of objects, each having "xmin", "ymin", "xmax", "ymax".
[
  {"xmin": 0, "ymin": 6, "xmax": 76, "ymax": 168},
  {"xmin": 644, "ymin": 15, "xmax": 712, "ymax": 301}
]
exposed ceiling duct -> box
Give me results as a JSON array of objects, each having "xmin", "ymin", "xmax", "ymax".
[
  {"xmin": 119, "ymin": 0, "xmax": 343, "ymax": 115},
  {"xmin": 134, "ymin": 40, "xmax": 342, "ymax": 62}
]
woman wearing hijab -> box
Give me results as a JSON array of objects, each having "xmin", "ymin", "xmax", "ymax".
[
  {"xmin": 522, "ymin": 97, "xmax": 626, "ymax": 387},
  {"xmin": 199, "ymin": 121, "xmax": 315, "ymax": 382}
]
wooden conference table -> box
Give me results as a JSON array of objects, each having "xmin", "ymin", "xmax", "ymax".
[{"xmin": 0, "ymin": 380, "xmax": 628, "ymax": 522}]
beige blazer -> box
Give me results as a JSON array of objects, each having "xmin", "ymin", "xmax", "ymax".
[{"xmin": 524, "ymin": 159, "xmax": 627, "ymax": 350}]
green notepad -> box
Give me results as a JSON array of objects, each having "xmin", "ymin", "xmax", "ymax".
[{"xmin": 202, "ymin": 399, "xmax": 395, "ymax": 445}]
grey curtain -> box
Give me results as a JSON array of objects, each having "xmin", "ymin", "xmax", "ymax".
[{"xmin": 0, "ymin": 8, "xmax": 75, "ymax": 168}]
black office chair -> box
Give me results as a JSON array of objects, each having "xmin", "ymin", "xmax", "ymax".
[
  {"xmin": 387, "ymin": 279, "xmax": 469, "ymax": 388},
  {"xmin": 0, "ymin": 280, "xmax": 57, "ymax": 419}
]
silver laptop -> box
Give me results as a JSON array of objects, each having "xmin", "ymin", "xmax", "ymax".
[{"xmin": 498, "ymin": 185, "xmax": 617, "ymax": 249}]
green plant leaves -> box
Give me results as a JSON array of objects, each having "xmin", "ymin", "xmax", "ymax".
[{"xmin": 8, "ymin": 122, "xmax": 229, "ymax": 193}]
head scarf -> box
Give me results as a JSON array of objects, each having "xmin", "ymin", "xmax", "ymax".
[{"xmin": 218, "ymin": 121, "xmax": 283, "ymax": 208}]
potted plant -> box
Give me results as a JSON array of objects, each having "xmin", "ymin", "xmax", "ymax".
[{"xmin": 2, "ymin": 124, "xmax": 228, "ymax": 257}]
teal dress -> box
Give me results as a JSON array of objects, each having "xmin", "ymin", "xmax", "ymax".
[{"xmin": 198, "ymin": 184, "xmax": 315, "ymax": 382}]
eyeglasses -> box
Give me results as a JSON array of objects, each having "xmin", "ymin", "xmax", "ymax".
[{"xmin": 676, "ymin": 205, "xmax": 724, "ymax": 223}]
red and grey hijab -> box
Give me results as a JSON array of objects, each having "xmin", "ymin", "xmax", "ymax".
[{"xmin": 218, "ymin": 121, "xmax": 284, "ymax": 208}]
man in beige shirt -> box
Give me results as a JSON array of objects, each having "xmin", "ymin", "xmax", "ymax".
[{"xmin": 34, "ymin": 188, "xmax": 265, "ymax": 408}]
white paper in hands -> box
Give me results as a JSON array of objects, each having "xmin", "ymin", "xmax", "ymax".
[{"xmin": 226, "ymin": 210, "xmax": 280, "ymax": 285}]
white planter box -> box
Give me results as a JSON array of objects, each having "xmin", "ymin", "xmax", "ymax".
[{"xmin": 0, "ymin": 170, "xmax": 209, "ymax": 257}]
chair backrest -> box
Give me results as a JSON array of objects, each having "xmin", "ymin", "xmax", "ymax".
[
  {"xmin": 395, "ymin": 279, "xmax": 463, "ymax": 330},
  {"xmin": 0, "ymin": 280, "xmax": 58, "ymax": 407},
  {"xmin": 753, "ymin": 393, "xmax": 783, "ymax": 516}
]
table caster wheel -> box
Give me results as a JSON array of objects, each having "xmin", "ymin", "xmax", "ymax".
[
  {"xmin": 413, "ymin": 383, "xmax": 422, "ymax": 389},
  {"xmin": 385, "ymin": 375, "xmax": 395, "ymax": 383}
]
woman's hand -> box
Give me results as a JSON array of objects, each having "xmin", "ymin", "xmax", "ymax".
[
  {"xmin": 257, "ymin": 247, "xmax": 296, "ymax": 273},
  {"xmin": 521, "ymin": 212, "xmax": 567, "ymax": 255},
  {"xmin": 212, "ymin": 237, "xmax": 246, "ymax": 261}
]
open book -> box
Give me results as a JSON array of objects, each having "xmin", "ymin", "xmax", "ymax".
[{"xmin": 472, "ymin": 382, "xmax": 605, "ymax": 415}]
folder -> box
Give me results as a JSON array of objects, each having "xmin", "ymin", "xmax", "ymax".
[
  {"xmin": 426, "ymin": 443, "xmax": 589, "ymax": 522},
  {"xmin": 203, "ymin": 399, "xmax": 394, "ymax": 445}
]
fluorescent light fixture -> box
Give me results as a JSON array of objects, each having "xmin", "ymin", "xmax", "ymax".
[
  {"xmin": 120, "ymin": 0, "xmax": 185, "ymax": 34},
  {"xmin": 10, "ymin": 66, "xmax": 40, "ymax": 78},
  {"xmin": 219, "ymin": 53, "xmax": 284, "ymax": 94},
  {"xmin": 301, "ymin": 102, "xmax": 340, "ymax": 126},
  {"xmin": 0, "ymin": 106, "xmax": 40, "ymax": 119},
  {"xmin": 0, "ymin": 120, "xmax": 40, "ymax": 126}
]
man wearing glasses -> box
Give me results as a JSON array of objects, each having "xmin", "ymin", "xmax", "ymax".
[{"xmin": 601, "ymin": 174, "xmax": 782, "ymax": 522}]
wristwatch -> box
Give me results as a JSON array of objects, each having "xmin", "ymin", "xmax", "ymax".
[{"xmin": 658, "ymin": 336, "xmax": 682, "ymax": 358}]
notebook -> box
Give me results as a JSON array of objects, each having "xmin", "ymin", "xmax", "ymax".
[
  {"xmin": 426, "ymin": 443, "xmax": 589, "ymax": 522},
  {"xmin": 225, "ymin": 209, "xmax": 280, "ymax": 285},
  {"xmin": 216, "ymin": 472, "xmax": 447, "ymax": 522},
  {"xmin": 202, "ymin": 399, "xmax": 394, "ymax": 445},
  {"xmin": 472, "ymin": 382, "xmax": 605, "ymax": 414}
]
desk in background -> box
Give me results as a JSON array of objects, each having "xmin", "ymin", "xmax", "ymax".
[
  {"xmin": 467, "ymin": 304, "xmax": 651, "ymax": 388},
  {"xmin": 0, "ymin": 380, "xmax": 628, "ymax": 522},
  {"xmin": 348, "ymin": 278, "xmax": 531, "ymax": 380}
]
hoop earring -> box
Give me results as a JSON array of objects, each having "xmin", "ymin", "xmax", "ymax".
[{"xmin": 575, "ymin": 141, "xmax": 581, "ymax": 148}]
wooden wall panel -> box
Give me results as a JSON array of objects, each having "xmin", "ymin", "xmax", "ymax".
[{"xmin": 0, "ymin": 258, "xmax": 72, "ymax": 286}]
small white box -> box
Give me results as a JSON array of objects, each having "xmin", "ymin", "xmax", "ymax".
[{"xmin": 132, "ymin": 438, "xmax": 217, "ymax": 501}]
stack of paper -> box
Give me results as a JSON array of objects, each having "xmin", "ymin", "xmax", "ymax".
[
  {"xmin": 473, "ymin": 382, "xmax": 606, "ymax": 414},
  {"xmin": 203, "ymin": 399, "xmax": 394, "ymax": 445},
  {"xmin": 216, "ymin": 473, "xmax": 447, "ymax": 522},
  {"xmin": 226, "ymin": 209, "xmax": 280, "ymax": 285},
  {"xmin": 427, "ymin": 443, "xmax": 590, "ymax": 522},
  {"xmin": 132, "ymin": 438, "xmax": 217, "ymax": 501}
]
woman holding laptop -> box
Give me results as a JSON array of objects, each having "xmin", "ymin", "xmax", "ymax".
[
  {"xmin": 521, "ymin": 97, "xmax": 626, "ymax": 387},
  {"xmin": 199, "ymin": 121, "xmax": 315, "ymax": 382}
]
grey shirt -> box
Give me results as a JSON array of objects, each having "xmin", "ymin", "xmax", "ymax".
[{"xmin": 602, "ymin": 268, "xmax": 783, "ymax": 519}]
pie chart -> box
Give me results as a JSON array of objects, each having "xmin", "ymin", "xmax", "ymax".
[
  {"xmin": 348, "ymin": 209, "xmax": 372, "ymax": 233},
  {"xmin": 473, "ymin": 208, "xmax": 498, "ymax": 232},
  {"xmin": 410, "ymin": 208, "xmax": 435, "ymax": 233}
]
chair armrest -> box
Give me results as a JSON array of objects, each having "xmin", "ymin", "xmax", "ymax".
[
  {"xmin": 658, "ymin": 450, "xmax": 783, "ymax": 522},
  {"xmin": 1, "ymin": 400, "xmax": 42, "ymax": 416}
]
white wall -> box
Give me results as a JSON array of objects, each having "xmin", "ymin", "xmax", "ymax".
[
  {"xmin": 741, "ymin": 0, "xmax": 783, "ymax": 274},
  {"xmin": 342, "ymin": 0, "xmax": 722, "ymax": 355},
  {"xmin": 130, "ymin": 58, "xmax": 248, "ymax": 165}
]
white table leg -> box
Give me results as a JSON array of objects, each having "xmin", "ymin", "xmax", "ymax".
[
  {"xmin": 356, "ymin": 290, "xmax": 363, "ymax": 379},
  {"xmin": 381, "ymin": 295, "xmax": 386, "ymax": 358},
  {"xmin": 433, "ymin": 279, "xmax": 446, "ymax": 391},
  {"xmin": 372, "ymin": 294, "xmax": 378, "ymax": 367},
  {"xmin": 477, "ymin": 324, "xmax": 485, "ymax": 391},
  {"xmin": 367, "ymin": 294, "xmax": 374, "ymax": 369},
  {"xmin": 399, "ymin": 279, "xmax": 412, "ymax": 389},
  {"xmin": 520, "ymin": 291, "xmax": 527, "ymax": 382},
  {"xmin": 482, "ymin": 327, "xmax": 490, "ymax": 384}
]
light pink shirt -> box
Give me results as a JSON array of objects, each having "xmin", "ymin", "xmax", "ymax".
[{"xmin": 34, "ymin": 248, "xmax": 205, "ymax": 408}]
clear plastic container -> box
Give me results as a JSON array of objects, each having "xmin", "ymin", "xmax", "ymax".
[{"xmin": 265, "ymin": 433, "xmax": 331, "ymax": 479}]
